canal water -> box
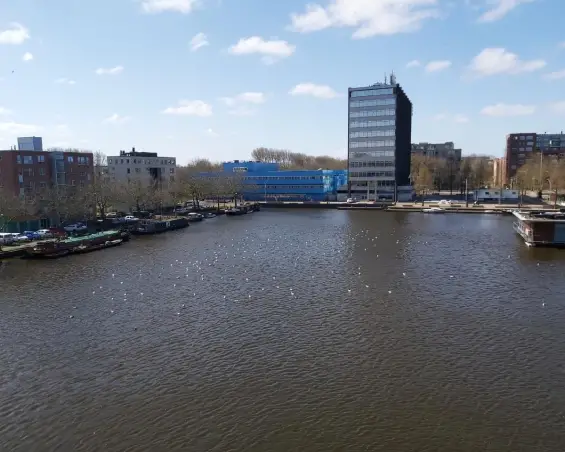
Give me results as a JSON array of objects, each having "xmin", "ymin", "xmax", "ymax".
[{"xmin": 1, "ymin": 210, "xmax": 564, "ymax": 451}]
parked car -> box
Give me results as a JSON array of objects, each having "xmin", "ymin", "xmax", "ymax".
[
  {"xmin": 438, "ymin": 199, "xmax": 453, "ymax": 206},
  {"xmin": 124, "ymin": 215, "xmax": 139, "ymax": 222},
  {"xmin": 11, "ymin": 234, "xmax": 31, "ymax": 242},
  {"xmin": 346, "ymin": 198, "xmax": 357, "ymax": 204},
  {"xmin": 36, "ymin": 229, "xmax": 53, "ymax": 238},
  {"xmin": 0, "ymin": 233, "xmax": 15, "ymax": 246},
  {"xmin": 23, "ymin": 231, "xmax": 41, "ymax": 240},
  {"xmin": 63, "ymin": 223, "xmax": 88, "ymax": 232}
]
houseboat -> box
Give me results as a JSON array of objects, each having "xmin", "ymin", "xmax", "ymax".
[
  {"xmin": 132, "ymin": 217, "xmax": 190, "ymax": 235},
  {"xmin": 186, "ymin": 212, "xmax": 204, "ymax": 222},
  {"xmin": 513, "ymin": 210, "xmax": 565, "ymax": 247},
  {"xmin": 24, "ymin": 230, "xmax": 126, "ymax": 258}
]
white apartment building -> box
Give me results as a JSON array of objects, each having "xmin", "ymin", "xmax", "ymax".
[{"xmin": 107, "ymin": 148, "xmax": 176, "ymax": 186}]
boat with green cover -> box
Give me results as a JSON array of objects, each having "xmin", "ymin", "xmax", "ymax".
[{"xmin": 24, "ymin": 230, "xmax": 127, "ymax": 258}]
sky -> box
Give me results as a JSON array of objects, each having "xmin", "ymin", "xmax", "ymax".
[{"xmin": 0, "ymin": 0, "xmax": 564, "ymax": 164}]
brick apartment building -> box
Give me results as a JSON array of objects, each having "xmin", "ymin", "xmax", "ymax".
[
  {"xmin": 0, "ymin": 148, "xmax": 94, "ymax": 197},
  {"xmin": 504, "ymin": 132, "xmax": 565, "ymax": 184}
]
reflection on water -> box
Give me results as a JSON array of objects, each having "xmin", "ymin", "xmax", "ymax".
[{"xmin": 1, "ymin": 210, "xmax": 565, "ymax": 451}]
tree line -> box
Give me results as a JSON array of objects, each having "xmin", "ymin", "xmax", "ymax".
[
  {"xmin": 251, "ymin": 147, "xmax": 347, "ymax": 170},
  {"xmin": 0, "ymin": 152, "xmax": 250, "ymax": 231}
]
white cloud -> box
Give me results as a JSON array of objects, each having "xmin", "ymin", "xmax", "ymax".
[
  {"xmin": 480, "ymin": 103, "xmax": 535, "ymax": 116},
  {"xmin": 478, "ymin": 0, "xmax": 535, "ymax": 23},
  {"xmin": 205, "ymin": 128, "xmax": 218, "ymax": 137},
  {"xmin": 162, "ymin": 100, "xmax": 212, "ymax": 116},
  {"xmin": 550, "ymin": 102, "xmax": 565, "ymax": 114},
  {"xmin": 189, "ymin": 32, "xmax": 208, "ymax": 51},
  {"xmin": 55, "ymin": 78, "xmax": 76, "ymax": 85},
  {"xmin": 95, "ymin": 65, "xmax": 124, "ymax": 75},
  {"xmin": 468, "ymin": 48, "xmax": 545, "ymax": 76},
  {"xmin": 425, "ymin": 60, "xmax": 451, "ymax": 72},
  {"xmin": 0, "ymin": 121, "xmax": 40, "ymax": 134},
  {"xmin": 543, "ymin": 70, "xmax": 565, "ymax": 81},
  {"xmin": 0, "ymin": 107, "xmax": 12, "ymax": 116},
  {"xmin": 289, "ymin": 83, "xmax": 339, "ymax": 99},
  {"xmin": 0, "ymin": 23, "xmax": 30, "ymax": 45},
  {"xmin": 103, "ymin": 113, "xmax": 131, "ymax": 124},
  {"xmin": 406, "ymin": 60, "xmax": 421, "ymax": 68},
  {"xmin": 228, "ymin": 36, "xmax": 295, "ymax": 64},
  {"xmin": 22, "ymin": 52, "xmax": 33, "ymax": 62},
  {"xmin": 140, "ymin": 0, "xmax": 198, "ymax": 13},
  {"xmin": 288, "ymin": 0, "xmax": 440, "ymax": 38}
]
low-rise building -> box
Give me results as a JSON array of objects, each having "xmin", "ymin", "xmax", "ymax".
[
  {"xmin": 203, "ymin": 160, "xmax": 348, "ymax": 202},
  {"xmin": 0, "ymin": 145, "xmax": 93, "ymax": 197},
  {"xmin": 107, "ymin": 148, "xmax": 176, "ymax": 186},
  {"xmin": 411, "ymin": 142, "xmax": 462, "ymax": 161}
]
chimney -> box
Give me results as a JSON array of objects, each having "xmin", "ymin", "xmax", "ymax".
[{"xmin": 132, "ymin": 147, "xmax": 135, "ymax": 153}]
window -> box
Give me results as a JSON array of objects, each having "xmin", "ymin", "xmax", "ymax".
[
  {"xmin": 39, "ymin": 168, "xmax": 46, "ymax": 175},
  {"xmin": 350, "ymin": 98, "xmax": 396, "ymax": 108},
  {"xmin": 170, "ymin": 168, "xmax": 175, "ymax": 174},
  {"xmin": 37, "ymin": 155, "xmax": 45, "ymax": 163},
  {"xmin": 350, "ymin": 88, "xmax": 394, "ymax": 97},
  {"xmin": 23, "ymin": 168, "xmax": 34, "ymax": 176},
  {"xmin": 350, "ymin": 119, "xmax": 395, "ymax": 128},
  {"xmin": 71, "ymin": 180, "xmax": 76, "ymax": 186},
  {"xmin": 135, "ymin": 168, "xmax": 141, "ymax": 173},
  {"xmin": 349, "ymin": 109, "xmax": 395, "ymax": 118},
  {"xmin": 80, "ymin": 171, "xmax": 86, "ymax": 177},
  {"xmin": 67, "ymin": 156, "xmax": 74, "ymax": 163},
  {"xmin": 16, "ymin": 155, "xmax": 22, "ymax": 164},
  {"xmin": 39, "ymin": 182, "xmax": 47, "ymax": 189},
  {"xmin": 78, "ymin": 156, "xmax": 89, "ymax": 165},
  {"xmin": 80, "ymin": 181, "xmax": 85, "ymax": 187},
  {"xmin": 349, "ymin": 130, "xmax": 395, "ymax": 138},
  {"xmin": 108, "ymin": 158, "xmax": 113, "ymax": 164},
  {"xmin": 23, "ymin": 155, "xmax": 33, "ymax": 164},
  {"xmin": 127, "ymin": 168, "xmax": 131, "ymax": 174},
  {"xmin": 350, "ymin": 139, "xmax": 395, "ymax": 148}
]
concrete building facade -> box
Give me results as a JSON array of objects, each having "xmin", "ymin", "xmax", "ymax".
[
  {"xmin": 107, "ymin": 148, "xmax": 176, "ymax": 186},
  {"xmin": 347, "ymin": 74, "xmax": 413, "ymax": 200},
  {"xmin": 411, "ymin": 142, "xmax": 462, "ymax": 161}
]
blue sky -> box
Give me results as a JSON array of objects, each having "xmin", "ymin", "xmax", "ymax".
[{"xmin": 0, "ymin": 0, "xmax": 564, "ymax": 164}]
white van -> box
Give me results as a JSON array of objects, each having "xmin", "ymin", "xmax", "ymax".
[{"xmin": 0, "ymin": 233, "xmax": 15, "ymax": 245}]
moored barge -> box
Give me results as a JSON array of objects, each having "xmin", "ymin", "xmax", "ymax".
[
  {"xmin": 24, "ymin": 230, "xmax": 127, "ymax": 258},
  {"xmin": 131, "ymin": 217, "xmax": 190, "ymax": 235},
  {"xmin": 513, "ymin": 210, "xmax": 565, "ymax": 247}
]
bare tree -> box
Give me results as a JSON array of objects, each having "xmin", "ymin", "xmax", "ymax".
[
  {"xmin": 545, "ymin": 156, "xmax": 565, "ymax": 208},
  {"xmin": 413, "ymin": 164, "xmax": 433, "ymax": 205},
  {"xmin": 120, "ymin": 176, "xmax": 153, "ymax": 212},
  {"xmin": 251, "ymin": 147, "xmax": 346, "ymax": 170}
]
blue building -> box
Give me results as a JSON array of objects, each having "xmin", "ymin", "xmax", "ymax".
[
  {"xmin": 17, "ymin": 136, "xmax": 43, "ymax": 151},
  {"xmin": 208, "ymin": 161, "xmax": 347, "ymax": 202}
]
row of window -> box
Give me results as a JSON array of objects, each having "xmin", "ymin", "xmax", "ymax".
[
  {"xmin": 350, "ymin": 88, "xmax": 394, "ymax": 98},
  {"xmin": 350, "ymin": 119, "xmax": 395, "ymax": 128},
  {"xmin": 123, "ymin": 167, "xmax": 175, "ymax": 174},
  {"xmin": 352, "ymin": 180, "xmax": 395, "ymax": 187},
  {"xmin": 254, "ymin": 185, "xmax": 322, "ymax": 189},
  {"xmin": 243, "ymin": 175, "xmax": 322, "ymax": 181},
  {"xmin": 512, "ymin": 135, "xmax": 534, "ymax": 141},
  {"xmin": 350, "ymin": 130, "xmax": 395, "ymax": 138},
  {"xmin": 16, "ymin": 180, "xmax": 86, "ymax": 189},
  {"xmin": 108, "ymin": 158, "xmax": 175, "ymax": 165},
  {"xmin": 349, "ymin": 160, "xmax": 394, "ymax": 168},
  {"xmin": 350, "ymin": 98, "xmax": 395, "ymax": 108},
  {"xmin": 351, "ymin": 150, "xmax": 395, "ymax": 158},
  {"xmin": 350, "ymin": 140, "xmax": 395, "ymax": 148},
  {"xmin": 511, "ymin": 147, "xmax": 533, "ymax": 152},
  {"xmin": 16, "ymin": 155, "xmax": 46, "ymax": 164},
  {"xmin": 349, "ymin": 109, "xmax": 395, "ymax": 118},
  {"xmin": 349, "ymin": 171, "xmax": 395, "ymax": 178}
]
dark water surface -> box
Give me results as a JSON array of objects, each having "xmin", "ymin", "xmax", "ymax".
[{"xmin": 1, "ymin": 209, "xmax": 565, "ymax": 451}]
